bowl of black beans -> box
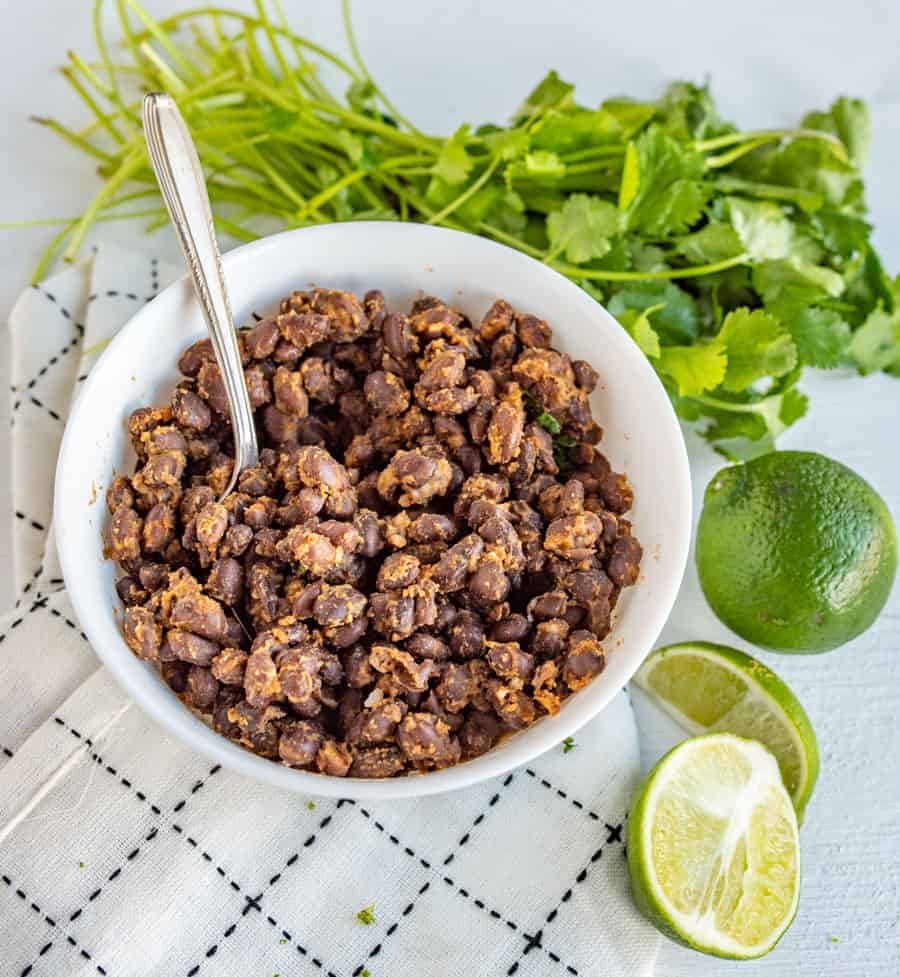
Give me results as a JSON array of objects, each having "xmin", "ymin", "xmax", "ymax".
[{"xmin": 55, "ymin": 222, "xmax": 692, "ymax": 799}]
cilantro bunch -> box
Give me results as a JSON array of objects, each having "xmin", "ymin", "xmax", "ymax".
[{"xmin": 20, "ymin": 0, "xmax": 899, "ymax": 457}]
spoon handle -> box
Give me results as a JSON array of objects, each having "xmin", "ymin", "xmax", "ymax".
[{"xmin": 142, "ymin": 92, "xmax": 258, "ymax": 498}]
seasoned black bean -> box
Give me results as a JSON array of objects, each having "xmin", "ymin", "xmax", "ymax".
[{"xmin": 108, "ymin": 287, "xmax": 640, "ymax": 779}]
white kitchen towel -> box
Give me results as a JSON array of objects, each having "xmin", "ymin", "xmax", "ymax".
[{"xmin": 0, "ymin": 246, "xmax": 660, "ymax": 977}]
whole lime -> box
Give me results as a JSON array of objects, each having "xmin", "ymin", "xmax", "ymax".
[{"xmin": 696, "ymin": 451, "xmax": 897, "ymax": 653}]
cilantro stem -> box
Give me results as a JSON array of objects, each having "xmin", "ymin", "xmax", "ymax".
[
  {"xmin": 30, "ymin": 116, "xmax": 116, "ymax": 164},
  {"xmin": 152, "ymin": 7, "xmax": 362, "ymax": 81},
  {"xmin": 303, "ymin": 98, "xmax": 436, "ymax": 152},
  {"xmin": 296, "ymin": 169, "xmax": 366, "ymax": 220},
  {"xmin": 246, "ymin": 146, "xmax": 307, "ymax": 210},
  {"xmin": 711, "ymin": 175, "xmax": 824, "ymax": 211},
  {"xmin": 1, "ymin": 207, "xmax": 163, "ymax": 229},
  {"xmin": 565, "ymin": 159, "xmax": 623, "ymax": 176},
  {"xmin": 692, "ymin": 391, "xmax": 787, "ymax": 437},
  {"xmin": 125, "ymin": 0, "xmax": 205, "ymax": 83},
  {"xmin": 139, "ymin": 41, "xmax": 189, "ymax": 94},
  {"xmin": 561, "ymin": 145, "xmax": 627, "ymax": 163},
  {"xmin": 340, "ymin": 0, "xmax": 421, "ymax": 136},
  {"xmin": 426, "ymin": 155, "xmax": 502, "ymax": 225},
  {"xmin": 67, "ymin": 49, "xmax": 113, "ymax": 100},
  {"xmin": 254, "ymin": 0, "xmax": 299, "ymax": 97},
  {"xmin": 63, "ymin": 150, "xmax": 144, "ymax": 261},
  {"xmin": 272, "ymin": 0, "xmax": 334, "ymax": 104},
  {"xmin": 551, "ymin": 253, "xmax": 749, "ymax": 282},
  {"xmin": 479, "ymin": 222, "xmax": 544, "ymax": 258},
  {"xmin": 694, "ymin": 127, "xmax": 848, "ymax": 163},
  {"xmin": 33, "ymin": 222, "xmax": 77, "ymax": 284},
  {"xmin": 704, "ymin": 136, "xmax": 776, "ymax": 169},
  {"xmin": 61, "ymin": 66, "xmax": 127, "ymax": 145},
  {"xmin": 115, "ymin": 0, "xmax": 144, "ymax": 75}
]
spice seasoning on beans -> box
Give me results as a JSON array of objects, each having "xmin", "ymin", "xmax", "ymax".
[{"xmin": 105, "ymin": 287, "xmax": 641, "ymax": 777}]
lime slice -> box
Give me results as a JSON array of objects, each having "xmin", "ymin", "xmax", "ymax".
[
  {"xmin": 633, "ymin": 641, "xmax": 818, "ymax": 816},
  {"xmin": 627, "ymin": 734, "xmax": 801, "ymax": 959}
]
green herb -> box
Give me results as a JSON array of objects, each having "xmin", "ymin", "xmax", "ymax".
[
  {"xmin": 562, "ymin": 736, "xmax": 576, "ymax": 753},
  {"xmin": 306, "ymin": 800, "xmax": 316, "ymax": 810},
  {"xmin": 78, "ymin": 861, "xmax": 85, "ymax": 869},
  {"xmin": 553, "ymin": 434, "xmax": 577, "ymax": 472},
  {"xmin": 25, "ymin": 0, "xmax": 899, "ymax": 457},
  {"xmin": 536, "ymin": 412, "xmax": 561, "ymax": 434},
  {"xmin": 357, "ymin": 904, "xmax": 376, "ymax": 925},
  {"xmin": 830, "ymin": 936, "xmax": 839, "ymax": 944},
  {"xmin": 279, "ymin": 938, "xmax": 288, "ymax": 944},
  {"xmin": 361, "ymin": 970, "xmax": 371, "ymax": 977}
]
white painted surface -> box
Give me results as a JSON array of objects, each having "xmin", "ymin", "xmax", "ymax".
[{"xmin": 1, "ymin": 1, "xmax": 898, "ymax": 973}]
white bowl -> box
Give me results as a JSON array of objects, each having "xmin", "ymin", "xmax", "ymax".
[{"xmin": 55, "ymin": 222, "xmax": 691, "ymax": 800}]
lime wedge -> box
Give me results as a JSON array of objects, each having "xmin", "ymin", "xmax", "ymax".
[
  {"xmin": 627, "ymin": 734, "xmax": 801, "ymax": 958},
  {"xmin": 633, "ymin": 641, "xmax": 818, "ymax": 816}
]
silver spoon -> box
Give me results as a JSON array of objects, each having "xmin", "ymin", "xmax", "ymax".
[{"xmin": 142, "ymin": 92, "xmax": 258, "ymax": 500}]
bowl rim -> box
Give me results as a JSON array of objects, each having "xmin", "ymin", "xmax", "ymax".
[{"xmin": 55, "ymin": 221, "xmax": 692, "ymax": 800}]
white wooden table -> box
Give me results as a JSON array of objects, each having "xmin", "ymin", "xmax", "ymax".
[{"xmin": 2, "ymin": 2, "xmax": 898, "ymax": 974}]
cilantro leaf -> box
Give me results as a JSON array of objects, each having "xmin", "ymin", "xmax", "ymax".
[
  {"xmin": 810, "ymin": 211, "xmax": 872, "ymax": 259},
  {"xmin": 848, "ymin": 303, "xmax": 900, "ymax": 374},
  {"xmin": 802, "ymin": 96, "xmax": 871, "ymax": 167},
  {"xmin": 524, "ymin": 150, "xmax": 566, "ymax": 180},
  {"xmin": 552, "ymin": 434, "xmax": 577, "ymax": 471},
  {"xmin": 333, "ymin": 130, "xmax": 383, "ymax": 172},
  {"xmin": 753, "ymin": 258, "xmax": 845, "ymax": 319},
  {"xmin": 650, "ymin": 179, "xmax": 709, "ymax": 237},
  {"xmin": 727, "ymin": 197, "xmax": 794, "ymax": 260},
  {"xmin": 562, "ymin": 736, "xmax": 577, "ymax": 753},
  {"xmin": 787, "ymin": 308, "xmax": 852, "ymax": 368},
  {"xmin": 536, "ymin": 412, "xmax": 561, "ymax": 434},
  {"xmin": 426, "ymin": 174, "xmax": 507, "ymax": 229},
  {"xmin": 617, "ymin": 306, "xmax": 662, "ymax": 358},
  {"xmin": 716, "ymin": 308, "xmax": 797, "ymax": 391},
  {"xmin": 532, "ymin": 108, "xmax": 623, "ymax": 152},
  {"xmin": 658, "ymin": 343, "xmax": 727, "ymax": 396},
  {"xmin": 699, "ymin": 405, "xmax": 775, "ymax": 459},
  {"xmin": 546, "ymin": 194, "xmax": 618, "ymax": 263},
  {"xmin": 483, "ymin": 126, "xmax": 530, "ymax": 161},
  {"xmin": 845, "ymin": 247, "xmax": 895, "ymax": 325},
  {"xmin": 629, "ymin": 241, "xmax": 669, "ymax": 273},
  {"xmin": 607, "ymin": 282, "xmax": 699, "ymax": 344},
  {"xmin": 779, "ymin": 386, "xmax": 810, "ymax": 427},
  {"xmin": 357, "ymin": 905, "xmax": 376, "ymax": 925},
  {"xmin": 599, "ymin": 99, "xmax": 656, "ymax": 140},
  {"xmin": 655, "ymin": 81, "xmax": 732, "ymax": 141},
  {"xmin": 619, "ymin": 126, "xmax": 707, "ymax": 235},
  {"xmin": 677, "ymin": 223, "xmax": 743, "ymax": 264},
  {"xmin": 515, "ymin": 71, "xmax": 575, "ymax": 120},
  {"xmin": 433, "ymin": 126, "xmax": 473, "ymax": 185},
  {"xmin": 687, "ymin": 384, "xmax": 809, "ymax": 459},
  {"xmin": 482, "ymin": 187, "xmax": 527, "ymax": 234},
  {"xmin": 766, "ymin": 139, "xmax": 860, "ymax": 210}
]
